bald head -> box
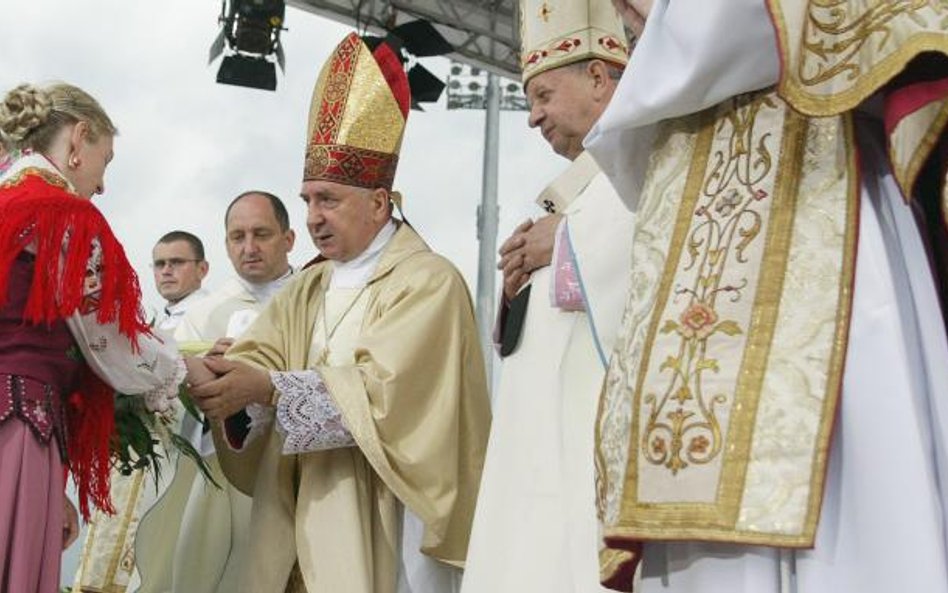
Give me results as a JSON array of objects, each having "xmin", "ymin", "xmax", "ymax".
[{"xmin": 224, "ymin": 192, "xmax": 296, "ymax": 283}]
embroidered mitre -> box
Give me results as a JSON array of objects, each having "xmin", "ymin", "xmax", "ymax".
[
  {"xmin": 303, "ymin": 32, "xmax": 410, "ymax": 190},
  {"xmin": 519, "ymin": 0, "xmax": 629, "ymax": 85}
]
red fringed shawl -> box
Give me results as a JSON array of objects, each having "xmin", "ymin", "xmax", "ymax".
[{"xmin": 0, "ymin": 168, "xmax": 151, "ymax": 519}]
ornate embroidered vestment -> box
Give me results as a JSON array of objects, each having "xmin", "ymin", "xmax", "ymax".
[
  {"xmin": 595, "ymin": 2, "xmax": 948, "ymax": 589},
  {"xmin": 596, "ymin": 90, "xmax": 857, "ymax": 570}
]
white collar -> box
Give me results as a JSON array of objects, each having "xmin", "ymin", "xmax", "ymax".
[
  {"xmin": 330, "ymin": 220, "xmax": 397, "ymax": 289},
  {"xmin": 160, "ymin": 288, "xmax": 209, "ymax": 330},
  {"xmin": 237, "ymin": 266, "xmax": 295, "ymax": 304}
]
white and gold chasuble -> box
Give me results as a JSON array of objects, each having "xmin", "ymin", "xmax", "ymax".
[
  {"xmin": 586, "ymin": 0, "xmax": 948, "ymax": 592},
  {"xmin": 462, "ymin": 152, "xmax": 634, "ymax": 593},
  {"xmin": 213, "ymin": 223, "xmax": 491, "ymax": 593}
]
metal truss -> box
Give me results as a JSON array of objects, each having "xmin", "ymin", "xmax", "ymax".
[{"xmin": 288, "ymin": 0, "xmax": 521, "ymax": 77}]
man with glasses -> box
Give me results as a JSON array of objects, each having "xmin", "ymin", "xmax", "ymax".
[
  {"xmin": 132, "ymin": 190, "xmax": 297, "ymax": 593},
  {"xmin": 152, "ymin": 230, "xmax": 210, "ymax": 330}
]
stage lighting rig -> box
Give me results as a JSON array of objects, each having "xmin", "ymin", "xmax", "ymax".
[
  {"xmin": 363, "ymin": 20, "xmax": 454, "ymax": 110},
  {"xmin": 209, "ymin": 0, "xmax": 287, "ymax": 91}
]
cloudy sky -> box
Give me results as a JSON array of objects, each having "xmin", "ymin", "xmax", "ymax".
[
  {"xmin": 1, "ymin": 0, "xmax": 565, "ymax": 315},
  {"xmin": 1, "ymin": 0, "xmax": 568, "ymax": 583}
]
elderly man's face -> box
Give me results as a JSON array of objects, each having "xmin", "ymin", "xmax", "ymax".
[
  {"xmin": 301, "ymin": 180, "xmax": 389, "ymax": 262},
  {"xmin": 526, "ymin": 64, "xmax": 605, "ymax": 161}
]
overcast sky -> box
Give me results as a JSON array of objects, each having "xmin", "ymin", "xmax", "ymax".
[
  {"xmin": 1, "ymin": 0, "xmax": 566, "ymax": 315},
  {"xmin": 1, "ymin": 1, "xmax": 568, "ymax": 583}
]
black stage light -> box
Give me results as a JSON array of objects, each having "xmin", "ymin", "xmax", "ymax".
[
  {"xmin": 216, "ymin": 54, "xmax": 277, "ymax": 91},
  {"xmin": 210, "ymin": 0, "xmax": 285, "ymax": 91},
  {"xmin": 367, "ymin": 20, "xmax": 453, "ymax": 109},
  {"xmin": 390, "ymin": 20, "xmax": 453, "ymax": 57},
  {"xmin": 408, "ymin": 64, "xmax": 446, "ymax": 104}
]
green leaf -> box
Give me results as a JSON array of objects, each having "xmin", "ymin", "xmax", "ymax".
[
  {"xmin": 178, "ymin": 385, "xmax": 204, "ymax": 423},
  {"xmin": 660, "ymin": 320, "xmax": 680, "ymax": 334},
  {"xmin": 111, "ymin": 388, "xmax": 221, "ymax": 496}
]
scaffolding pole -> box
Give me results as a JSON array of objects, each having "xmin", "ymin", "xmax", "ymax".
[{"xmin": 475, "ymin": 71, "xmax": 500, "ymax": 386}]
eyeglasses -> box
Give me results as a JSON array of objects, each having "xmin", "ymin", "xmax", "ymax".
[{"xmin": 151, "ymin": 258, "xmax": 201, "ymax": 270}]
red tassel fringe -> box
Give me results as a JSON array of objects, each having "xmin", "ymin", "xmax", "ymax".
[{"xmin": 0, "ymin": 173, "xmax": 151, "ymax": 519}]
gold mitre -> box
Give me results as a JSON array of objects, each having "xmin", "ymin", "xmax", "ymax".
[
  {"xmin": 303, "ymin": 32, "xmax": 410, "ymax": 190},
  {"xmin": 520, "ymin": 0, "xmax": 629, "ymax": 85}
]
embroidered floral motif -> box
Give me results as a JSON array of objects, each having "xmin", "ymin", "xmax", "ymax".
[
  {"xmin": 642, "ymin": 96, "xmax": 776, "ymax": 476},
  {"xmin": 598, "ymin": 35, "xmax": 628, "ymax": 56},
  {"xmin": 677, "ymin": 303, "xmax": 719, "ymax": 340},
  {"xmin": 141, "ymin": 357, "xmax": 185, "ymax": 415},
  {"xmin": 524, "ymin": 37, "xmax": 583, "ymax": 70},
  {"xmin": 88, "ymin": 336, "xmax": 108, "ymax": 352},
  {"xmin": 1, "ymin": 374, "xmax": 62, "ymax": 444},
  {"xmin": 272, "ymin": 370, "xmax": 355, "ymax": 454}
]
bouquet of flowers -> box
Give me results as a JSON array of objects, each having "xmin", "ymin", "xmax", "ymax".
[
  {"xmin": 111, "ymin": 341, "xmax": 220, "ymax": 489},
  {"xmin": 111, "ymin": 387, "xmax": 219, "ymax": 489}
]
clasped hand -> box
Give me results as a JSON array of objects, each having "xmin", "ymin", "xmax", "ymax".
[
  {"xmin": 497, "ymin": 214, "xmax": 562, "ymax": 301},
  {"xmin": 184, "ymin": 354, "xmax": 273, "ymax": 421}
]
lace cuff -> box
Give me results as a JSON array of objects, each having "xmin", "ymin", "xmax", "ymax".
[
  {"xmin": 142, "ymin": 356, "xmax": 185, "ymax": 415},
  {"xmin": 272, "ymin": 370, "xmax": 355, "ymax": 454},
  {"xmin": 244, "ymin": 403, "xmax": 274, "ymax": 449}
]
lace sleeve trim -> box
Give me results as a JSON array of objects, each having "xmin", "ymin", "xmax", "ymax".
[{"xmin": 271, "ymin": 370, "xmax": 355, "ymax": 454}]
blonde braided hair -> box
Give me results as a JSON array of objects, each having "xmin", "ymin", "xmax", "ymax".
[{"xmin": 0, "ymin": 82, "xmax": 117, "ymax": 153}]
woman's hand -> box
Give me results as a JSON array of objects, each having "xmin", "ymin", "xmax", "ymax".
[
  {"xmin": 184, "ymin": 355, "xmax": 218, "ymax": 388},
  {"xmin": 63, "ymin": 497, "xmax": 80, "ymax": 550}
]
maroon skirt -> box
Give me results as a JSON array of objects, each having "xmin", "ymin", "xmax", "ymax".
[{"xmin": 0, "ymin": 374, "xmax": 67, "ymax": 593}]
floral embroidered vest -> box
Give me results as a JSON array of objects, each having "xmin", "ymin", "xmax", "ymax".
[{"xmin": 0, "ymin": 252, "xmax": 81, "ymax": 447}]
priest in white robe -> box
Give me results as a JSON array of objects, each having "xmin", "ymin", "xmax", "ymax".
[
  {"xmin": 462, "ymin": 2, "xmax": 634, "ymax": 592},
  {"xmin": 587, "ymin": 1, "xmax": 948, "ymax": 592},
  {"xmin": 188, "ymin": 31, "xmax": 492, "ymax": 593},
  {"xmin": 132, "ymin": 191, "xmax": 297, "ymax": 593}
]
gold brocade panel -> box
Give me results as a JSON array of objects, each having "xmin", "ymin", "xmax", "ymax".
[
  {"xmin": 596, "ymin": 90, "xmax": 858, "ymax": 558},
  {"xmin": 341, "ymin": 50, "xmax": 406, "ymax": 155},
  {"xmin": 768, "ymin": 0, "xmax": 948, "ymax": 116}
]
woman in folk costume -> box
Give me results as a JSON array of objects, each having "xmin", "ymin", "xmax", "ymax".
[
  {"xmin": 586, "ymin": 1, "xmax": 948, "ymax": 592},
  {"xmin": 0, "ymin": 82, "xmax": 186, "ymax": 593}
]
